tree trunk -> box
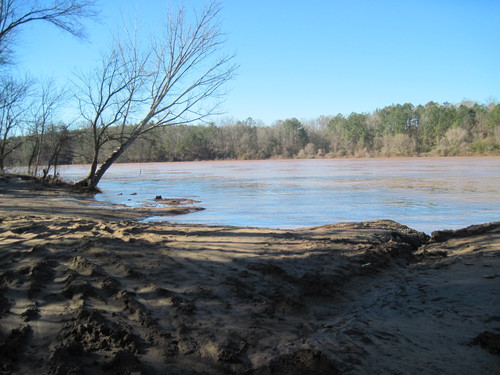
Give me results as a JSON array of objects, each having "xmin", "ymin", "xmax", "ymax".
[
  {"xmin": 77, "ymin": 135, "xmax": 138, "ymax": 191},
  {"xmin": 27, "ymin": 139, "xmax": 39, "ymax": 175},
  {"xmin": 78, "ymin": 143, "xmax": 101, "ymax": 190}
]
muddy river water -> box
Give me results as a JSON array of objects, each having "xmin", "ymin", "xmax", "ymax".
[{"xmin": 60, "ymin": 157, "xmax": 500, "ymax": 233}]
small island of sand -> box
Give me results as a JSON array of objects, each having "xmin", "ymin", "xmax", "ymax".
[{"xmin": 0, "ymin": 176, "xmax": 499, "ymax": 374}]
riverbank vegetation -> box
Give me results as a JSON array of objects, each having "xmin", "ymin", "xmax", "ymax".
[{"xmin": 4, "ymin": 100, "xmax": 500, "ymax": 171}]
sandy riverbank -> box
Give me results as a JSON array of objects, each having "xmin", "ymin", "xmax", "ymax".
[
  {"xmin": 0, "ymin": 176, "xmax": 205, "ymax": 221},
  {"xmin": 0, "ymin": 176, "xmax": 499, "ymax": 374}
]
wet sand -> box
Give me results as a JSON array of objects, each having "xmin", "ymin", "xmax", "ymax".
[
  {"xmin": 0, "ymin": 176, "xmax": 204, "ymax": 221},
  {"xmin": 0, "ymin": 177, "xmax": 499, "ymax": 374}
]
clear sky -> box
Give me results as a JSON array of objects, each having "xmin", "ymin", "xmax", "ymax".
[{"xmin": 14, "ymin": 0, "xmax": 500, "ymax": 125}]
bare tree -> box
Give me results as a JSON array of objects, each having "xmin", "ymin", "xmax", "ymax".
[
  {"xmin": 42, "ymin": 122, "xmax": 71, "ymax": 179},
  {"xmin": 0, "ymin": 75, "xmax": 31, "ymax": 171},
  {"xmin": 73, "ymin": 46, "xmax": 143, "ymax": 187},
  {"xmin": 26, "ymin": 78, "xmax": 66, "ymax": 176},
  {"xmin": 76, "ymin": 1, "xmax": 237, "ymax": 190},
  {"xmin": 0, "ymin": 0, "xmax": 97, "ymax": 64}
]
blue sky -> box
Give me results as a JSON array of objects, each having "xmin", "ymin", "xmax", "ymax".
[{"xmin": 14, "ymin": 0, "xmax": 500, "ymax": 124}]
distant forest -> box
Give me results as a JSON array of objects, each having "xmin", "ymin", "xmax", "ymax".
[{"xmin": 6, "ymin": 101, "xmax": 500, "ymax": 169}]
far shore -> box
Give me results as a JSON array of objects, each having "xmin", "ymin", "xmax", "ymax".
[{"xmin": 0, "ymin": 173, "xmax": 499, "ymax": 374}]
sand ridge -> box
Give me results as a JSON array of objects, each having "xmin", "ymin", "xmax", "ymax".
[{"xmin": 0, "ymin": 213, "xmax": 499, "ymax": 374}]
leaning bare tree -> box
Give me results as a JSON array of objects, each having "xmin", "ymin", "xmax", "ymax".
[
  {"xmin": 75, "ymin": 1, "xmax": 237, "ymax": 191},
  {"xmin": 73, "ymin": 46, "xmax": 145, "ymax": 189}
]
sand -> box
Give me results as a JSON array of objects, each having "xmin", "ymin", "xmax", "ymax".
[
  {"xmin": 0, "ymin": 176, "xmax": 204, "ymax": 221},
  {"xmin": 0, "ymin": 176, "xmax": 499, "ymax": 374}
]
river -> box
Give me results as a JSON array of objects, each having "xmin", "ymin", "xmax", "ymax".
[{"xmin": 59, "ymin": 157, "xmax": 500, "ymax": 233}]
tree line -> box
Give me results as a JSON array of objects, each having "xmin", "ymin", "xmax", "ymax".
[{"xmin": 4, "ymin": 100, "xmax": 500, "ymax": 170}]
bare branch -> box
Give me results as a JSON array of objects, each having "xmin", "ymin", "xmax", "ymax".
[{"xmin": 0, "ymin": 0, "xmax": 98, "ymax": 64}]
